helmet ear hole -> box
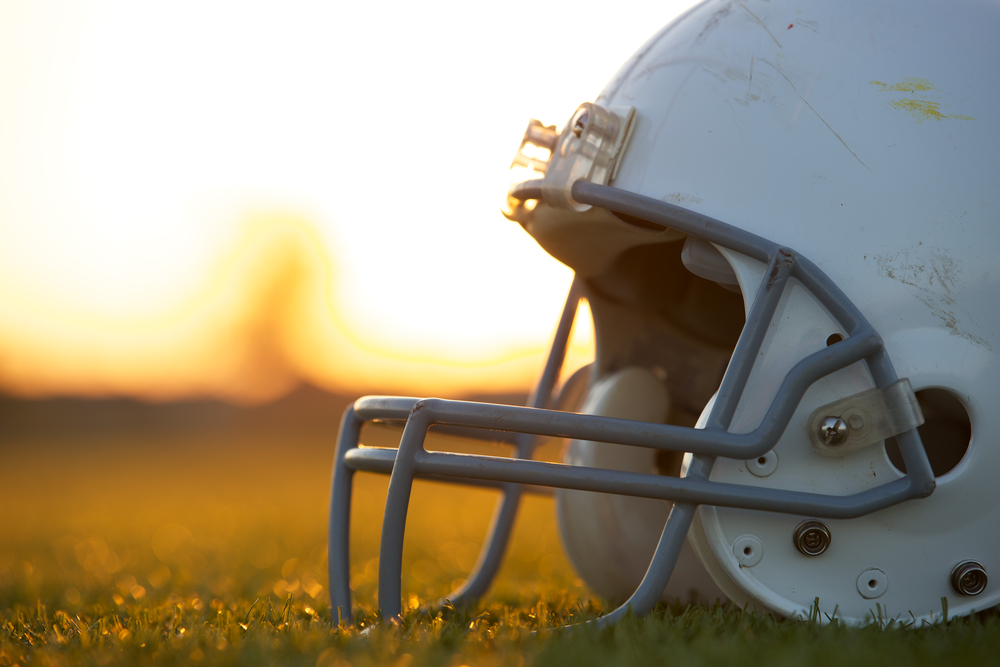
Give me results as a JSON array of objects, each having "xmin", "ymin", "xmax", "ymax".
[{"xmin": 884, "ymin": 388, "xmax": 971, "ymax": 478}]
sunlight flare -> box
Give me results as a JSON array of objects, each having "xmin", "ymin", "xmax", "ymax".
[{"xmin": 0, "ymin": 0, "xmax": 693, "ymax": 400}]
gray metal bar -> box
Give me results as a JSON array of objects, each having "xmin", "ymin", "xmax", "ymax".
[
  {"xmin": 354, "ymin": 396, "xmax": 420, "ymax": 420},
  {"xmin": 527, "ymin": 278, "xmax": 583, "ymax": 416},
  {"xmin": 592, "ymin": 501, "xmax": 699, "ymax": 627},
  {"xmin": 509, "ymin": 184, "xmax": 933, "ymax": 631},
  {"xmin": 711, "ymin": 248, "xmax": 795, "ymax": 430},
  {"xmin": 444, "ymin": 278, "xmax": 581, "ymax": 607},
  {"xmin": 326, "ymin": 392, "xmax": 442, "ymax": 623},
  {"xmin": 572, "ymin": 180, "xmax": 777, "ymax": 262},
  {"xmin": 351, "ymin": 396, "xmax": 522, "ymax": 444},
  {"xmin": 587, "ymin": 249, "xmax": 794, "ymax": 627},
  {"xmin": 860, "ymin": 347, "xmax": 935, "ymax": 496},
  {"xmin": 328, "ymin": 406, "xmax": 363, "ymax": 622},
  {"xmin": 430, "ymin": 425, "xmax": 522, "ymax": 445},
  {"xmin": 378, "ymin": 407, "xmax": 435, "ymax": 620},
  {"xmin": 375, "ymin": 330, "xmax": 879, "ymax": 461},
  {"xmin": 410, "ymin": 449, "xmax": 918, "ymax": 519},
  {"xmin": 351, "ymin": 181, "xmax": 939, "ymax": 629},
  {"xmin": 336, "ymin": 281, "xmax": 579, "ymax": 621},
  {"xmin": 570, "ymin": 181, "xmax": 933, "ymax": 495},
  {"xmin": 377, "ymin": 282, "xmax": 584, "ymax": 619},
  {"xmin": 343, "ymin": 446, "xmax": 554, "ymax": 495}
]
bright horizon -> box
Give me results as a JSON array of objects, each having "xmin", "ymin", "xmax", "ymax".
[{"xmin": 0, "ymin": 0, "xmax": 697, "ymax": 403}]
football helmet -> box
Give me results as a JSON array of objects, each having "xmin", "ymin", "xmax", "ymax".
[{"xmin": 329, "ymin": 0, "xmax": 999, "ymax": 626}]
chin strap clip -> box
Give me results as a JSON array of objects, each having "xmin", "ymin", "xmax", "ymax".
[
  {"xmin": 504, "ymin": 103, "xmax": 635, "ymax": 221},
  {"xmin": 809, "ymin": 378, "xmax": 924, "ymax": 457},
  {"xmin": 542, "ymin": 103, "xmax": 635, "ymax": 212}
]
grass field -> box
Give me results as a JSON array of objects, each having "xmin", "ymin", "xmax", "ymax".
[{"xmin": 2, "ymin": 396, "xmax": 999, "ymax": 666}]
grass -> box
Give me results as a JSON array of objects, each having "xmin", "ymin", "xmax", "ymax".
[{"xmin": 2, "ymin": 422, "xmax": 999, "ymax": 666}]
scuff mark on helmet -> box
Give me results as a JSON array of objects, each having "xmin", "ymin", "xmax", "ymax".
[
  {"xmin": 876, "ymin": 248, "xmax": 990, "ymax": 350},
  {"xmin": 766, "ymin": 249, "xmax": 795, "ymax": 291},
  {"xmin": 696, "ymin": 1, "xmax": 735, "ymax": 44}
]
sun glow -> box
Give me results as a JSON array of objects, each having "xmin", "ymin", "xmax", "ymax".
[{"xmin": 0, "ymin": 0, "xmax": 695, "ymax": 402}]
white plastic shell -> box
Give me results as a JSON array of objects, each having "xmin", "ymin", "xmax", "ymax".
[{"xmin": 585, "ymin": 0, "xmax": 998, "ymax": 624}]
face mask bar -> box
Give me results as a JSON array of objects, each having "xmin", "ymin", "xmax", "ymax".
[
  {"xmin": 328, "ymin": 281, "xmax": 583, "ymax": 622},
  {"xmin": 328, "ymin": 179, "xmax": 936, "ymax": 627}
]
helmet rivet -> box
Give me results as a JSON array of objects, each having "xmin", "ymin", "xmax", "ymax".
[
  {"xmin": 857, "ymin": 569, "xmax": 888, "ymax": 599},
  {"xmin": 793, "ymin": 520, "xmax": 831, "ymax": 556},
  {"xmin": 571, "ymin": 109, "xmax": 589, "ymax": 137},
  {"xmin": 818, "ymin": 417, "xmax": 848, "ymax": 446},
  {"xmin": 951, "ymin": 561, "xmax": 988, "ymax": 596},
  {"xmin": 745, "ymin": 450, "xmax": 778, "ymax": 477},
  {"xmin": 732, "ymin": 535, "xmax": 764, "ymax": 567}
]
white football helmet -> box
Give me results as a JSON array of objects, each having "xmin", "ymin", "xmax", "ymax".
[{"xmin": 329, "ymin": 0, "xmax": 999, "ymax": 626}]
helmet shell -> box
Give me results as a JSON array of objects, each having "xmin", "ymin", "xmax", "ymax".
[{"xmin": 587, "ymin": 0, "xmax": 998, "ymax": 622}]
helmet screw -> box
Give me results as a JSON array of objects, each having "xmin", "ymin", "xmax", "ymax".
[
  {"xmin": 793, "ymin": 520, "xmax": 831, "ymax": 556},
  {"xmin": 951, "ymin": 561, "xmax": 988, "ymax": 596},
  {"xmin": 818, "ymin": 417, "xmax": 848, "ymax": 446}
]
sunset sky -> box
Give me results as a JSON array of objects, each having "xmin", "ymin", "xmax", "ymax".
[{"xmin": 0, "ymin": 0, "xmax": 696, "ymax": 403}]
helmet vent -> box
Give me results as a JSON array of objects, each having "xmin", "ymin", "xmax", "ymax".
[{"xmin": 884, "ymin": 388, "xmax": 971, "ymax": 478}]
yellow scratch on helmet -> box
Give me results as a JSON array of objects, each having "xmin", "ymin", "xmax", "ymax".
[
  {"xmin": 889, "ymin": 99, "xmax": 974, "ymax": 123},
  {"xmin": 869, "ymin": 77, "xmax": 937, "ymax": 92},
  {"xmin": 870, "ymin": 78, "xmax": 974, "ymax": 122}
]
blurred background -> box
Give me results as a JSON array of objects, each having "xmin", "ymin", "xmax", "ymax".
[{"xmin": 0, "ymin": 0, "xmax": 697, "ymax": 613}]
